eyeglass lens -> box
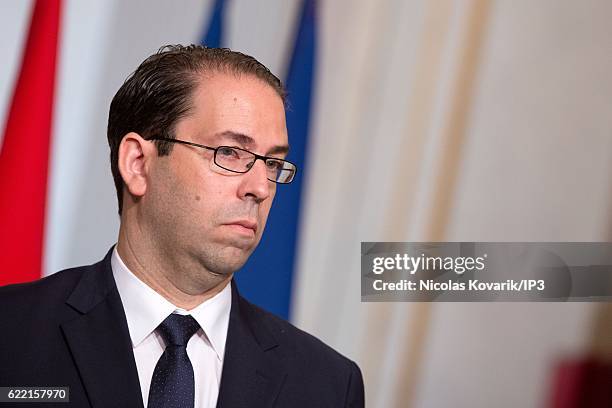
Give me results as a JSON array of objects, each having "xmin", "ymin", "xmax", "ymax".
[{"xmin": 214, "ymin": 146, "xmax": 295, "ymax": 183}]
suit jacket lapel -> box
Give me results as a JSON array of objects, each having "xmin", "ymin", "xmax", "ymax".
[
  {"xmin": 216, "ymin": 282, "xmax": 287, "ymax": 408},
  {"xmin": 61, "ymin": 249, "xmax": 144, "ymax": 408}
]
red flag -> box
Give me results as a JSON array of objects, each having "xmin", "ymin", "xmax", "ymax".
[{"xmin": 0, "ymin": 0, "xmax": 62, "ymax": 285}]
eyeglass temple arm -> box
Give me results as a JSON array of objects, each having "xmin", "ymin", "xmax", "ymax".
[{"xmin": 148, "ymin": 136, "xmax": 216, "ymax": 152}]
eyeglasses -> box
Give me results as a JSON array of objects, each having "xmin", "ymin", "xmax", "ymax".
[{"xmin": 148, "ymin": 137, "xmax": 297, "ymax": 184}]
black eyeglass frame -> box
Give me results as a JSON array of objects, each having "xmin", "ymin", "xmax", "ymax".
[{"xmin": 147, "ymin": 136, "xmax": 297, "ymax": 184}]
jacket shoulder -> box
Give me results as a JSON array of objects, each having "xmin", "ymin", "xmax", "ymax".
[
  {"xmin": 242, "ymin": 297, "xmax": 359, "ymax": 371},
  {"xmin": 1, "ymin": 265, "xmax": 84, "ymax": 299},
  {"xmin": 238, "ymin": 298, "xmax": 365, "ymax": 406},
  {"xmin": 0, "ymin": 262, "xmax": 99, "ymax": 317}
]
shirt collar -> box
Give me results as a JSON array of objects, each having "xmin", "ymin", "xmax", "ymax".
[{"xmin": 111, "ymin": 246, "xmax": 231, "ymax": 361}]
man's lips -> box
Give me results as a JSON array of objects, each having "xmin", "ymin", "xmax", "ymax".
[{"xmin": 223, "ymin": 220, "xmax": 258, "ymax": 234}]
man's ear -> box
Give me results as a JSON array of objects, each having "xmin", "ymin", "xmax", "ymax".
[{"xmin": 118, "ymin": 132, "xmax": 155, "ymax": 198}]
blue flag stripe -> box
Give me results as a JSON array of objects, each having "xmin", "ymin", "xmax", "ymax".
[{"xmin": 201, "ymin": 0, "xmax": 226, "ymax": 47}]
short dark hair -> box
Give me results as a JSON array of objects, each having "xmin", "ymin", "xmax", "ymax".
[{"xmin": 107, "ymin": 44, "xmax": 286, "ymax": 215}]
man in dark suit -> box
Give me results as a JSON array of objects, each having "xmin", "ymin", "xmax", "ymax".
[{"xmin": 0, "ymin": 45, "xmax": 364, "ymax": 407}]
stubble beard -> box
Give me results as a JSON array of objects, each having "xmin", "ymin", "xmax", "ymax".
[{"xmin": 152, "ymin": 212, "xmax": 260, "ymax": 290}]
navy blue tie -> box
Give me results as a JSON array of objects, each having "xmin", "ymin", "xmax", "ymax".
[{"xmin": 148, "ymin": 314, "xmax": 201, "ymax": 408}]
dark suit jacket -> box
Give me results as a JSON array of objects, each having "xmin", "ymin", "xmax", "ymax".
[{"xmin": 0, "ymin": 249, "xmax": 364, "ymax": 407}]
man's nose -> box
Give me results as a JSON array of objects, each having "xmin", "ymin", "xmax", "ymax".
[{"xmin": 237, "ymin": 158, "xmax": 271, "ymax": 202}]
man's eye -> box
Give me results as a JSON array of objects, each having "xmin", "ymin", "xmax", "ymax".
[
  {"xmin": 218, "ymin": 147, "xmax": 239, "ymax": 158},
  {"xmin": 266, "ymin": 160, "xmax": 283, "ymax": 170}
]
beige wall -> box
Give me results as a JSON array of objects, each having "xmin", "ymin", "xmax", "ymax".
[{"xmin": 293, "ymin": 1, "xmax": 612, "ymax": 407}]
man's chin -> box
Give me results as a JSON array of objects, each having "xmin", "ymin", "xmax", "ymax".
[
  {"xmin": 218, "ymin": 230, "xmax": 261, "ymax": 252},
  {"xmin": 189, "ymin": 235, "xmax": 259, "ymax": 273},
  {"xmin": 195, "ymin": 254, "xmax": 245, "ymax": 277},
  {"xmin": 212, "ymin": 242, "xmax": 256, "ymax": 271}
]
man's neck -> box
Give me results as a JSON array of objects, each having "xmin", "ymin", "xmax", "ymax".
[{"xmin": 116, "ymin": 225, "xmax": 232, "ymax": 311}]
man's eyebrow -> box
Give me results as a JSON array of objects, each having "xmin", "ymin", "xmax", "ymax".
[
  {"xmin": 213, "ymin": 130, "xmax": 290, "ymax": 156},
  {"xmin": 214, "ymin": 131, "xmax": 255, "ymax": 147},
  {"xmin": 267, "ymin": 145, "xmax": 290, "ymax": 156}
]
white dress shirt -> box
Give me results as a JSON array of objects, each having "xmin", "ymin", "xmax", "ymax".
[{"xmin": 111, "ymin": 247, "xmax": 231, "ymax": 408}]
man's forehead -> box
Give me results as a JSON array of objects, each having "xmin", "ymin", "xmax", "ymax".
[
  {"xmin": 182, "ymin": 73, "xmax": 288, "ymax": 152},
  {"xmin": 193, "ymin": 71, "xmax": 284, "ymax": 102},
  {"xmin": 189, "ymin": 72, "xmax": 286, "ymax": 117}
]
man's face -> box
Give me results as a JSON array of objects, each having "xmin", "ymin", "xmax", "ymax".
[{"xmin": 143, "ymin": 73, "xmax": 288, "ymax": 277}]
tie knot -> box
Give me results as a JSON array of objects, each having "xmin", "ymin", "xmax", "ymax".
[{"xmin": 157, "ymin": 314, "xmax": 200, "ymax": 347}]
